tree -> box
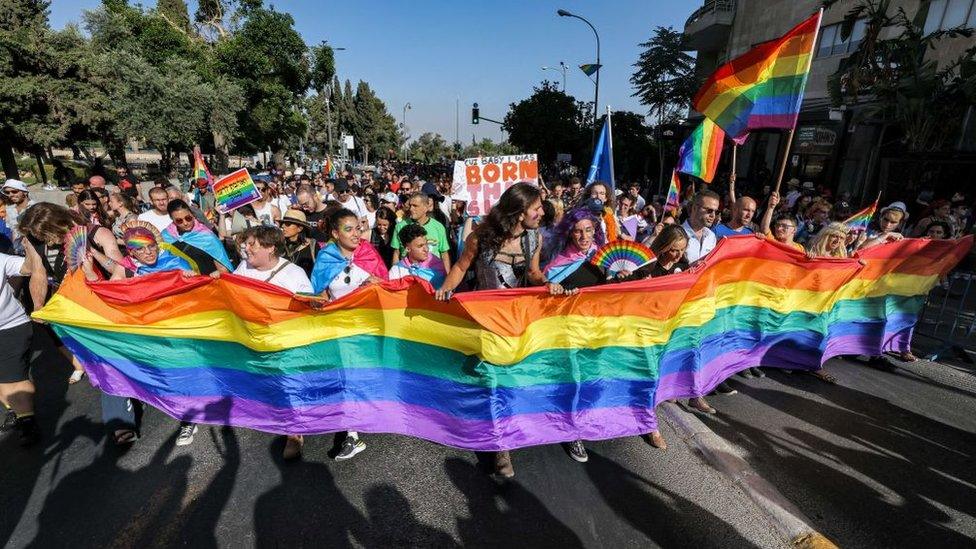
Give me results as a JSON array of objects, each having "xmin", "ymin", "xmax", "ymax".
[
  {"xmin": 461, "ymin": 138, "xmax": 520, "ymax": 158},
  {"xmin": 0, "ymin": 0, "xmax": 91, "ymax": 180},
  {"xmin": 352, "ymin": 81, "xmax": 402, "ymax": 163},
  {"xmin": 607, "ymin": 111, "xmax": 654, "ymax": 183},
  {"xmin": 503, "ymin": 81, "xmax": 589, "ymax": 164},
  {"xmin": 407, "ymin": 133, "xmax": 452, "ymax": 163},
  {"xmin": 310, "ymin": 42, "xmax": 335, "ymax": 93},
  {"xmin": 156, "ymin": 0, "xmax": 190, "ymax": 32},
  {"xmin": 828, "ymin": 0, "xmax": 975, "ymax": 153},
  {"xmin": 630, "ymin": 26, "xmax": 697, "ymax": 125}
]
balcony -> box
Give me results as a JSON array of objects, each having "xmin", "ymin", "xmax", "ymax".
[{"xmin": 683, "ymin": 0, "xmax": 736, "ymax": 52}]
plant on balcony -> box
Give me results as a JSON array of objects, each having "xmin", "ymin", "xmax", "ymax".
[{"xmin": 827, "ymin": 0, "xmax": 975, "ymax": 153}]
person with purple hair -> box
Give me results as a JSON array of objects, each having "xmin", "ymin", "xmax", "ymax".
[{"xmin": 543, "ymin": 205, "xmax": 608, "ymax": 292}]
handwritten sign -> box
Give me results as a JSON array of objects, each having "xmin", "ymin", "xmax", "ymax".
[
  {"xmin": 212, "ymin": 168, "xmax": 262, "ymax": 214},
  {"xmin": 451, "ymin": 154, "xmax": 538, "ymax": 216}
]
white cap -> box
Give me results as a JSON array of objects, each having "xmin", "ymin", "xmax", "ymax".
[
  {"xmin": 2, "ymin": 179, "xmax": 28, "ymax": 192},
  {"xmin": 881, "ymin": 201, "xmax": 910, "ymax": 220},
  {"xmin": 294, "ymin": 167, "xmax": 305, "ymax": 176},
  {"xmin": 379, "ymin": 192, "xmax": 398, "ymax": 203},
  {"xmin": 801, "ymin": 181, "xmax": 815, "ymax": 190}
]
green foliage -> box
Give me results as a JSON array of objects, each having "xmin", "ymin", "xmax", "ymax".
[
  {"xmin": 156, "ymin": 0, "xmax": 190, "ymax": 31},
  {"xmin": 310, "ymin": 42, "xmax": 335, "ymax": 93},
  {"xmin": 461, "ymin": 139, "xmax": 519, "ymax": 158},
  {"xmin": 630, "ymin": 26, "xmax": 697, "ymax": 124},
  {"xmin": 503, "ymin": 81, "xmax": 589, "ymax": 164},
  {"xmin": 407, "ymin": 132, "xmax": 452, "ymax": 163},
  {"xmin": 353, "ymin": 81, "xmax": 402, "ymax": 163},
  {"xmin": 829, "ymin": 0, "xmax": 976, "ymax": 152}
]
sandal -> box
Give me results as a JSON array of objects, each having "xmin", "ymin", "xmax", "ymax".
[
  {"xmin": 68, "ymin": 370, "xmax": 85, "ymax": 385},
  {"xmin": 113, "ymin": 429, "xmax": 139, "ymax": 446},
  {"xmin": 811, "ymin": 370, "xmax": 838, "ymax": 384},
  {"xmin": 898, "ymin": 351, "xmax": 918, "ymax": 363},
  {"xmin": 644, "ymin": 431, "xmax": 668, "ymax": 450}
]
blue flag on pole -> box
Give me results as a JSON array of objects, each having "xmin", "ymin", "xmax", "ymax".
[{"xmin": 586, "ymin": 109, "xmax": 615, "ymax": 188}]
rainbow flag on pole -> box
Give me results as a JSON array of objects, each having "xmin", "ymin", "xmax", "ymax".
[
  {"xmin": 844, "ymin": 198, "xmax": 880, "ymax": 233},
  {"xmin": 33, "ymin": 237, "xmax": 971, "ymax": 450},
  {"xmin": 193, "ymin": 149, "xmax": 213, "ymax": 185},
  {"xmin": 692, "ymin": 10, "xmax": 822, "ymax": 140},
  {"xmin": 665, "ymin": 170, "xmax": 681, "ymax": 216},
  {"xmin": 677, "ymin": 118, "xmax": 725, "ymax": 183}
]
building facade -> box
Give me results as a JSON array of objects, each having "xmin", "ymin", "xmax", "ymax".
[{"xmin": 683, "ymin": 0, "xmax": 976, "ymax": 204}]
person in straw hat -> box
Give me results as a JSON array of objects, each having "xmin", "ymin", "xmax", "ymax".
[{"xmin": 278, "ymin": 209, "xmax": 317, "ymax": 276}]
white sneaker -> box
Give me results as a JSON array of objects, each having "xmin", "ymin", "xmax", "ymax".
[{"xmin": 175, "ymin": 424, "xmax": 198, "ymax": 446}]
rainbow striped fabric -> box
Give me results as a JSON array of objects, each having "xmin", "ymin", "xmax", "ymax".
[
  {"xmin": 33, "ymin": 236, "xmax": 970, "ymax": 451},
  {"xmin": 844, "ymin": 199, "xmax": 879, "ymax": 233},
  {"xmin": 665, "ymin": 171, "xmax": 681, "ymax": 216},
  {"xmin": 693, "ymin": 11, "xmax": 821, "ymax": 140},
  {"xmin": 193, "ymin": 149, "xmax": 212, "ymax": 185},
  {"xmin": 677, "ymin": 118, "xmax": 725, "ymax": 183}
]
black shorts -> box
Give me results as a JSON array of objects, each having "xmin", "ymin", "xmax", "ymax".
[{"xmin": 0, "ymin": 322, "xmax": 33, "ymax": 383}]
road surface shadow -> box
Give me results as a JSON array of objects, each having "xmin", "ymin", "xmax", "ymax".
[
  {"xmin": 0, "ymin": 324, "xmax": 78, "ymax": 547},
  {"xmin": 444, "ymin": 457, "xmax": 584, "ymax": 548},
  {"xmin": 710, "ymin": 375, "xmax": 976, "ymax": 547},
  {"xmin": 583, "ymin": 450, "xmax": 765, "ymax": 549}
]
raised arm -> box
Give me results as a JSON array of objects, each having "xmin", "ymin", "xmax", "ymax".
[{"xmin": 761, "ymin": 191, "xmax": 780, "ymax": 235}]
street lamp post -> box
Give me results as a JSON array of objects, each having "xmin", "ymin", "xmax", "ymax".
[
  {"xmin": 324, "ymin": 46, "xmax": 347, "ymax": 157},
  {"xmin": 557, "ymin": 9, "xmax": 600, "ymax": 151},
  {"xmin": 401, "ymin": 102, "xmax": 411, "ymax": 160},
  {"xmin": 541, "ymin": 62, "xmax": 567, "ymax": 92}
]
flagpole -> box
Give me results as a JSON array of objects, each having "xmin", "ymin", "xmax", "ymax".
[
  {"xmin": 730, "ymin": 144, "xmax": 738, "ymax": 202},
  {"xmin": 774, "ymin": 9, "xmax": 823, "ymax": 195},
  {"xmin": 606, "ymin": 106, "xmax": 615, "ymax": 189}
]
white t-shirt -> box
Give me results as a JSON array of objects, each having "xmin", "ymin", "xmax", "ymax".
[
  {"xmin": 682, "ymin": 220, "xmax": 717, "ymax": 263},
  {"xmin": 138, "ymin": 210, "xmax": 173, "ymax": 232},
  {"xmin": 339, "ymin": 195, "xmax": 369, "ymax": 220},
  {"xmin": 234, "ymin": 257, "xmax": 312, "ymax": 294},
  {"xmin": 328, "ymin": 262, "xmax": 370, "ymax": 300},
  {"xmin": 365, "ymin": 208, "xmax": 377, "ymax": 230},
  {"xmin": 0, "ymin": 254, "xmax": 29, "ymax": 330}
]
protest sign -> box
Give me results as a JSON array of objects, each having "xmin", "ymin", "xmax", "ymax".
[
  {"xmin": 212, "ymin": 168, "xmax": 262, "ymax": 214},
  {"xmin": 451, "ymin": 154, "xmax": 538, "ymax": 216}
]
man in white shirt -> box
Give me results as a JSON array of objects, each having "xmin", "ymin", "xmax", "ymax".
[
  {"xmin": 682, "ymin": 190, "xmax": 720, "ymax": 262},
  {"xmin": 3, "ymin": 179, "xmax": 37, "ymax": 253},
  {"xmin": 0, "ymin": 247, "xmax": 42, "ymax": 446},
  {"xmin": 138, "ymin": 187, "xmax": 174, "ymax": 232},
  {"xmin": 334, "ymin": 179, "xmax": 368, "ymax": 230}
]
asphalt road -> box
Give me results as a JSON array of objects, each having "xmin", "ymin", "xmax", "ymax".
[
  {"xmin": 1, "ymin": 326, "xmax": 786, "ymax": 549},
  {"xmin": 701, "ymin": 353, "xmax": 976, "ymax": 548}
]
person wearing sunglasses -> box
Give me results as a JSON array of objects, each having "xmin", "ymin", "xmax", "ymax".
[
  {"xmin": 2, "ymin": 179, "xmax": 36, "ymax": 253},
  {"xmin": 309, "ymin": 208, "xmax": 389, "ymax": 461},
  {"xmin": 681, "ymin": 190, "xmax": 720, "ymax": 263},
  {"xmin": 161, "ymin": 199, "xmax": 232, "ymax": 276}
]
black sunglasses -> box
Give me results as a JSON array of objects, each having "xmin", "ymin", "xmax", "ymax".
[{"xmin": 343, "ymin": 265, "xmax": 351, "ymax": 284}]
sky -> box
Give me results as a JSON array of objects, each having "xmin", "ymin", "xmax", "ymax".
[{"xmin": 49, "ymin": 1, "xmax": 691, "ymax": 145}]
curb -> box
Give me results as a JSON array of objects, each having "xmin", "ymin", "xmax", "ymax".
[{"xmin": 660, "ymin": 402, "xmax": 838, "ymax": 549}]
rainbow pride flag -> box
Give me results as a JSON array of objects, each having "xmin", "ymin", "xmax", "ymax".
[
  {"xmin": 665, "ymin": 171, "xmax": 681, "ymax": 216},
  {"xmin": 692, "ymin": 11, "xmax": 822, "ymax": 140},
  {"xmin": 193, "ymin": 149, "xmax": 212, "ymax": 185},
  {"xmin": 844, "ymin": 198, "xmax": 879, "ymax": 233},
  {"xmin": 212, "ymin": 168, "xmax": 262, "ymax": 214},
  {"xmin": 33, "ymin": 236, "xmax": 970, "ymax": 451},
  {"xmin": 677, "ymin": 118, "xmax": 725, "ymax": 183}
]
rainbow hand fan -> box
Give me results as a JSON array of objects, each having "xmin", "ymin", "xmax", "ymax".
[
  {"xmin": 63, "ymin": 225, "xmax": 88, "ymax": 271},
  {"xmin": 590, "ymin": 239, "xmax": 655, "ymax": 275}
]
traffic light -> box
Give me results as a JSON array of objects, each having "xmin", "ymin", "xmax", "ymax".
[{"xmin": 472, "ymin": 103, "xmax": 479, "ymax": 125}]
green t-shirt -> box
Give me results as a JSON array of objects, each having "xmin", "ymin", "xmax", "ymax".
[{"xmin": 391, "ymin": 217, "xmax": 450, "ymax": 256}]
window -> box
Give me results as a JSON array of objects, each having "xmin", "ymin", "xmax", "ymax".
[
  {"xmin": 924, "ymin": 0, "xmax": 976, "ymax": 33},
  {"xmin": 816, "ymin": 20, "xmax": 866, "ymax": 58}
]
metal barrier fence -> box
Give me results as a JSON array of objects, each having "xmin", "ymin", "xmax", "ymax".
[{"xmin": 915, "ymin": 271, "xmax": 976, "ymax": 363}]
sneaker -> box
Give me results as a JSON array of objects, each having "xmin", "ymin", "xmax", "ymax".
[
  {"xmin": 1, "ymin": 409, "xmax": 16, "ymax": 433},
  {"xmin": 738, "ymin": 369, "xmax": 755, "ymax": 379},
  {"xmin": 16, "ymin": 415, "xmax": 40, "ymax": 447},
  {"xmin": 334, "ymin": 435, "xmax": 366, "ymax": 461},
  {"xmin": 175, "ymin": 423, "xmax": 198, "ymax": 447},
  {"xmin": 714, "ymin": 381, "xmax": 737, "ymax": 395},
  {"xmin": 565, "ymin": 440, "xmax": 588, "ymax": 463},
  {"xmin": 749, "ymin": 367, "xmax": 766, "ymax": 378}
]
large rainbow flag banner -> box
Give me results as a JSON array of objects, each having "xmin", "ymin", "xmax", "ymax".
[
  {"xmin": 211, "ymin": 168, "xmax": 262, "ymax": 214},
  {"xmin": 677, "ymin": 118, "xmax": 725, "ymax": 183},
  {"xmin": 692, "ymin": 11, "xmax": 822, "ymax": 140},
  {"xmin": 34, "ymin": 236, "xmax": 969, "ymax": 451}
]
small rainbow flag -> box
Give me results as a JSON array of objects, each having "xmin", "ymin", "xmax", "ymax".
[
  {"xmin": 324, "ymin": 155, "xmax": 337, "ymax": 179},
  {"xmin": 693, "ymin": 11, "xmax": 822, "ymax": 140},
  {"xmin": 844, "ymin": 198, "xmax": 879, "ymax": 233},
  {"xmin": 677, "ymin": 118, "xmax": 725, "ymax": 183},
  {"xmin": 193, "ymin": 149, "xmax": 212, "ymax": 185},
  {"xmin": 665, "ymin": 171, "xmax": 681, "ymax": 216}
]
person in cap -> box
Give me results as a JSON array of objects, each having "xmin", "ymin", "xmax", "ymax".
[
  {"xmin": 334, "ymin": 179, "xmax": 369, "ymax": 230},
  {"xmin": 278, "ymin": 209, "xmax": 317, "ymax": 276},
  {"xmin": 379, "ymin": 191, "xmax": 399, "ymax": 211},
  {"xmin": 2, "ymin": 179, "xmax": 36, "ymax": 253},
  {"xmin": 421, "ymin": 181, "xmax": 452, "ymax": 222},
  {"xmin": 859, "ymin": 202, "xmax": 908, "ymax": 251},
  {"xmin": 784, "ymin": 178, "xmax": 802, "ymax": 208}
]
